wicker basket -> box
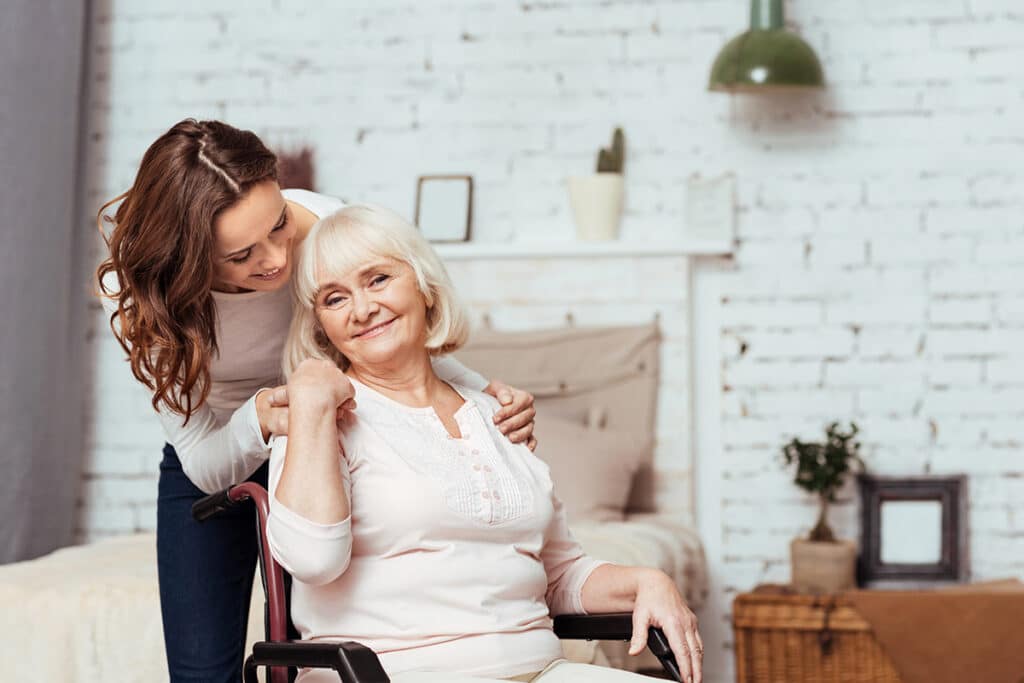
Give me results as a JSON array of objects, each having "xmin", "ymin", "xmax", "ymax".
[{"xmin": 733, "ymin": 588, "xmax": 901, "ymax": 683}]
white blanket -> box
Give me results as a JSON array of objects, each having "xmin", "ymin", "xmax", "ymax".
[{"xmin": 0, "ymin": 534, "xmax": 168, "ymax": 681}]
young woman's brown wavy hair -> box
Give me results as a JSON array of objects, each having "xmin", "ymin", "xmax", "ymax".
[{"xmin": 96, "ymin": 119, "xmax": 278, "ymax": 422}]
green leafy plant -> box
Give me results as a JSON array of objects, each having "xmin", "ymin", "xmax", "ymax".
[
  {"xmin": 780, "ymin": 422, "xmax": 864, "ymax": 543},
  {"xmin": 596, "ymin": 127, "xmax": 625, "ymax": 173}
]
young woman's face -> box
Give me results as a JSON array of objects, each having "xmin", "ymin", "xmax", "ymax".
[
  {"xmin": 314, "ymin": 257, "xmax": 429, "ymax": 371},
  {"xmin": 212, "ymin": 180, "xmax": 298, "ymax": 293}
]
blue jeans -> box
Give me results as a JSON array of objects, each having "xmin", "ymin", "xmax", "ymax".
[{"xmin": 157, "ymin": 443, "xmax": 269, "ymax": 683}]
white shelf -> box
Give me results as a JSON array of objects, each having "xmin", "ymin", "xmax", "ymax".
[{"xmin": 433, "ymin": 239, "xmax": 734, "ymax": 260}]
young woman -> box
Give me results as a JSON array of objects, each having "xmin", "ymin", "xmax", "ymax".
[
  {"xmin": 267, "ymin": 204, "xmax": 703, "ymax": 683},
  {"xmin": 96, "ymin": 119, "xmax": 538, "ymax": 683}
]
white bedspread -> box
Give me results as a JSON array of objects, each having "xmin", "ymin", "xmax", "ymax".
[
  {"xmin": 573, "ymin": 513, "xmax": 708, "ymax": 609},
  {"xmin": 0, "ymin": 517, "xmax": 706, "ymax": 682},
  {"xmin": 0, "ymin": 534, "xmax": 168, "ymax": 681}
]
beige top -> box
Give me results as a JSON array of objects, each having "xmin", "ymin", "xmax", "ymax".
[{"xmin": 266, "ymin": 379, "xmax": 607, "ymax": 679}]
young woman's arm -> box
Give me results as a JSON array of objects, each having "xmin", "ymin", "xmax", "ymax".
[
  {"xmin": 157, "ymin": 354, "xmax": 477, "ymax": 495},
  {"xmin": 155, "ymin": 395, "xmax": 272, "ymax": 494},
  {"xmin": 99, "ymin": 281, "xmax": 274, "ymax": 494},
  {"xmin": 431, "ymin": 355, "xmax": 488, "ymax": 391}
]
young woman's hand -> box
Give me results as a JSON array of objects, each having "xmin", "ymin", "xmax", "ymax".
[
  {"xmin": 256, "ymin": 360, "xmax": 356, "ymax": 441},
  {"xmin": 255, "ymin": 385, "xmax": 289, "ymax": 442},
  {"xmin": 629, "ymin": 570, "xmax": 703, "ymax": 683},
  {"xmin": 484, "ymin": 380, "xmax": 537, "ymax": 451}
]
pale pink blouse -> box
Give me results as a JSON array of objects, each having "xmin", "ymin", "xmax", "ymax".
[{"xmin": 266, "ymin": 378, "xmax": 608, "ymax": 679}]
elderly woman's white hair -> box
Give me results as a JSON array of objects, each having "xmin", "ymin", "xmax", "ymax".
[{"xmin": 283, "ymin": 204, "xmax": 468, "ymax": 377}]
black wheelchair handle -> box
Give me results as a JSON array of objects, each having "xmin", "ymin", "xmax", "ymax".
[{"xmin": 191, "ymin": 489, "xmax": 238, "ymax": 522}]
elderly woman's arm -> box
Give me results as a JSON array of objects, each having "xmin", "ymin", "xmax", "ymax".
[
  {"xmin": 540, "ymin": 491, "xmax": 703, "ymax": 683},
  {"xmin": 540, "ymin": 494, "xmax": 610, "ymax": 614},
  {"xmin": 266, "ymin": 359, "xmax": 355, "ymax": 586},
  {"xmin": 580, "ymin": 565, "xmax": 704, "ymax": 683},
  {"xmin": 267, "ymin": 434, "xmax": 352, "ymax": 586}
]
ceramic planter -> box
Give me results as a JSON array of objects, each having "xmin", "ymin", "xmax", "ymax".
[
  {"xmin": 790, "ymin": 538, "xmax": 857, "ymax": 594},
  {"xmin": 567, "ymin": 173, "xmax": 624, "ymax": 241}
]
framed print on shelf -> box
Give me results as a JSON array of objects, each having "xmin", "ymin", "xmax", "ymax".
[
  {"xmin": 684, "ymin": 172, "xmax": 736, "ymax": 243},
  {"xmin": 858, "ymin": 475, "xmax": 968, "ymax": 588},
  {"xmin": 414, "ymin": 174, "xmax": 473, "ymax": 243}
]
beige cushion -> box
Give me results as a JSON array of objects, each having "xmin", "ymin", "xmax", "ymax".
[
  {"xmin": 534, "ymin": 416, "xmax": 647, "ymax": 523},
  {"xmin": 456, "ymin": 322, "xmax": 661, "ymax": 512}
]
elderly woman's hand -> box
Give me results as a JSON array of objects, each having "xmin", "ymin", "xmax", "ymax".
[
  {"xmin": 256, "ymin": 360, "xmax": 356, "ymax": 439},
  {"xmin": 629, "ymin": 569, "xmax": 703, "ymax": 683},
  {"xmin": 484, "ymin": 380, "xmax": 537, "ymax": 451}
]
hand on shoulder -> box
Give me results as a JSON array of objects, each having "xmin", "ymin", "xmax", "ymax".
[{"xmin": 482, "ymin": 380, "xmax": 537, "ymax": 451}]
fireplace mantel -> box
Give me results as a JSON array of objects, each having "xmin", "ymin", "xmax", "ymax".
[{"xmin": 435, "ymin": 239, "xmax": 733, "ymax": 261}]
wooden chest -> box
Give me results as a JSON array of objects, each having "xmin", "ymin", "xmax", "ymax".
[{"xmin": 732, "ymin": 589, "xmax": 901, "ymax": 683}]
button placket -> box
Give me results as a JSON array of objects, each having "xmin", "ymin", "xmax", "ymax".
[
  {"xmin": 466, "ymin": 402, "xmax": 513, "ymax": 523},
  {"xmin": 457, "ymin": 420, "xmax": 487, "ymax": 520},
  {"xmin": 478, "ymin": 410, "xmax": 506, "ymax": 519},
  {"xmin": 454, "ymin": 406, "xmax": 471, "ymax": 441}
]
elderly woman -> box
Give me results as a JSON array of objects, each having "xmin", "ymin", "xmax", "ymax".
[{"xmin": 266, "ymin": 205, "xmax": 703, "ymax": 683}]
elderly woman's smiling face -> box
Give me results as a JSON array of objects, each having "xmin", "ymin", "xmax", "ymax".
[{"xmin": 314, "ymin": 256, "xmax": 429, "ymax": 370}]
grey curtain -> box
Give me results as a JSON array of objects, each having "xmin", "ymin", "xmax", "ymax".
[{"xmin": 0, "ymin": 1, "xmax": 91, "ymax": 563}]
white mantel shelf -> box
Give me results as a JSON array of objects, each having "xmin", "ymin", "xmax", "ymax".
[{"xmin": 434, "ymin": 239, "xmax": 734, "ymax": 260}]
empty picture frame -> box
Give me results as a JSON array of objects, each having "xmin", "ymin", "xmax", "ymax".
[
  {"xmin": 414, "ymin": 175, "xmax": 473, "ymax": 243},
  {"xmin": 858, "ymin": 475, "xmax": 968, "ymax": 587},
  {"xmin": 684, "ymin": 172, "xmax": 736, "ymax": 243}
]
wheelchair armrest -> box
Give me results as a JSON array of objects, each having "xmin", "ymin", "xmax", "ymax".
[
  {"xmin": 553, "ymin": 612, "xmax": 633, "ymax": 640},
  {"xmin": 248, "ymin": 641, "xmax": 389, "ymax": 683},
  {"xmin": 553, "ymin": 613, "xmax": 682, "ymax": 682}
]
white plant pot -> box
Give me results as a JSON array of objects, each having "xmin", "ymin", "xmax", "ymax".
[
  {"xmin": 567, "ymin": 173, "xmax": 624, "ymax": 241},
  {"xmin": 790, "ymin": 538, "xmax": 858, "ymax": 594}
]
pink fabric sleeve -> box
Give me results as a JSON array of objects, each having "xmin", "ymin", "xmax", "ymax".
[
  {"xmin": 266, "ymin": 435, "xmax": 354, "ymax": 586},
  {"xmin": 541, "ymin": 493, "xmax": 611, "ymax": 615}
]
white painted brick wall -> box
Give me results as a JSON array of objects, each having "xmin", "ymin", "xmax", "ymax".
[{"xmin": 78, "ymin": 1, "xmax": 1024, "ymax": 680}]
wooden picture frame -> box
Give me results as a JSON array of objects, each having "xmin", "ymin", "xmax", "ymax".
[
  {"xmin": 858, "ymin": 475, "xmax": 968, "ymax": 587},
  {"xmin": 413, "ymin": 174, "xmax": 473, "ymax": 243}
]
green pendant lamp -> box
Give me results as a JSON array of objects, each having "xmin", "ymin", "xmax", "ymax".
[{"xmin": 708, "ymin": 0, "xmax": 825, "ymax": 93}]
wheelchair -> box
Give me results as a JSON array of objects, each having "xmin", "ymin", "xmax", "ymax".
[{"xmin": 193, "ymin": 482, "xmax": 684, "ymax": 683}]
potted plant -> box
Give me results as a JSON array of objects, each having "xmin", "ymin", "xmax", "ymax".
[
  {"xmin": 567, "ymin": 127, "xmax": 625, "ymax": 241},
  {"xmin": 781, "ymin": 422, "xmax": 865, "ymax": 594}
]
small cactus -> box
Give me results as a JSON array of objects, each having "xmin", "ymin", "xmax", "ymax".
[{"xmin": 596, "ymin": 127, "xmax": 625, "ymax": 174}]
